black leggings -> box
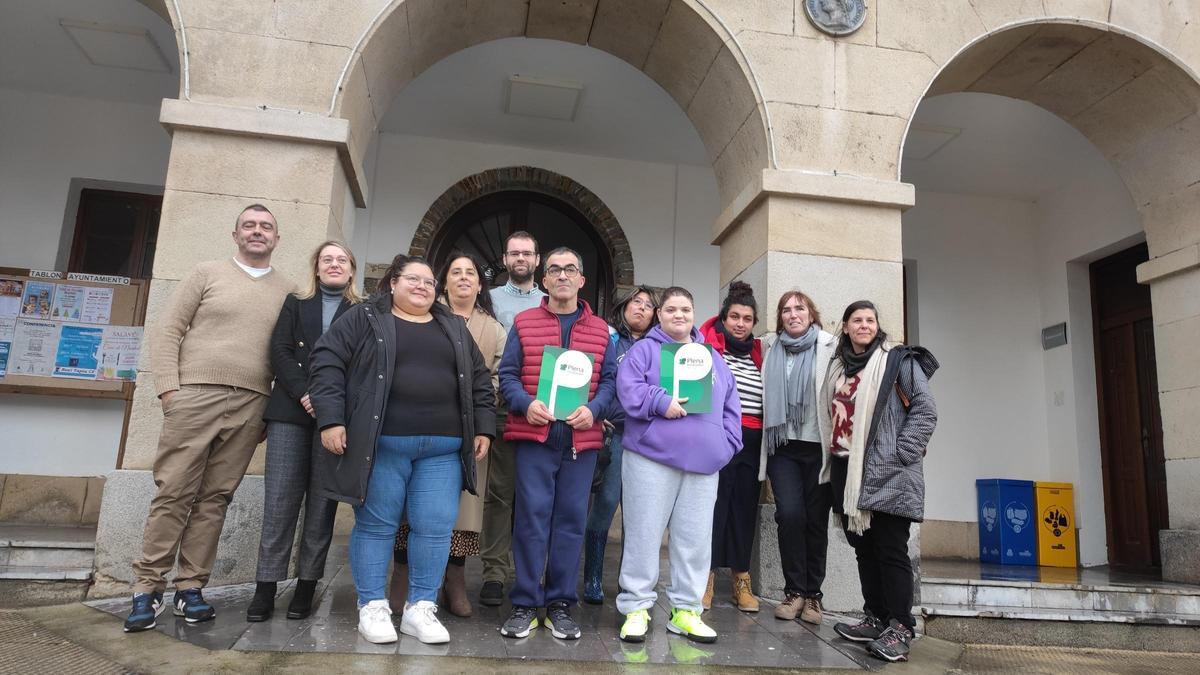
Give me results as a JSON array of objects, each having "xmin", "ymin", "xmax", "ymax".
[
  {"xmin": 766, "ymin": 440, "xmax": 831, "ymax": 598},
  {"xmin": 711, "ymin": 427, "xmax": 763, "ymax": 571}
]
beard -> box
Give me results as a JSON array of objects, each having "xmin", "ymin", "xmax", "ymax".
[{"xmin": 508, "ymin": 267, "xmax": 534, "ymax": 284}]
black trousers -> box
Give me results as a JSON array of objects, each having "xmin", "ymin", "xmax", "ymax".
[
  {"xmin": 830, "ymin": 456, "xmax": 915, "ymax": 629},
  {"xmin": 766, "ymin": 440, "xmax": 831, "ymax": 598},
  {"xmin": 711, "ymin": 427, "xmax": 763, "ymax": 571}
]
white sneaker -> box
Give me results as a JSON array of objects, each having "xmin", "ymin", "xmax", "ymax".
[
  {"xmin": 357, "ymin": 599, "xmax": 397, "ymax": 643},
  {"xmin": 400, "ymin": 600, "xmax": 450, "ymax": 644}
]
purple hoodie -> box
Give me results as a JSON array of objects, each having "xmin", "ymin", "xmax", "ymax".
[{"xmin": 617, "ymin": 325, "xmax": 743, "ymax": 474}]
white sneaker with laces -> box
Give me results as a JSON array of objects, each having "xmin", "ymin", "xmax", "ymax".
[
  {"xmin": 357, "ymin": 599, "xmax": 398, "ymax": 643},
  {"xmin": 400, "ymin": 600, "xmax": 450, "ymax": 644}
]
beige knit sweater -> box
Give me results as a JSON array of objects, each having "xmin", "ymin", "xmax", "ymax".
[{"xmin": 151, "ymin": 259, "xmax": 295, "ymax": 396}]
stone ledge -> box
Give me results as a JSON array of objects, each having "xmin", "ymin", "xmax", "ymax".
[
  {"xmin": 713, "ymin": 169, "xmax": 917, "ymax": 244},
  {"xmin": 158, "ymin": 98, "xmax": 367, "ymax": 208},
  {"xmin": 922, "ymin": 603, "xmax": 1200, "ymax": 626},
  {"xmin": 1137, "ymin": 243, "xmax": 1200, "ymax": 284}
]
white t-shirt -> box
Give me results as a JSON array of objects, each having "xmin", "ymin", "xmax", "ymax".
[{"xmin": 233, "ymin": 258, "xmax": 272, "ymax": 278}]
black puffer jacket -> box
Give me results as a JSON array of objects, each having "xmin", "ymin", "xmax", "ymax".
[{"xmin": 307, "ymin": 294, "xmax": 495, "ymax": 505}]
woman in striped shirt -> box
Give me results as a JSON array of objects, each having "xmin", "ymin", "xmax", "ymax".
[{"xmin": 698, "ymin": 281, "xmax": 764, "ymax": 612}]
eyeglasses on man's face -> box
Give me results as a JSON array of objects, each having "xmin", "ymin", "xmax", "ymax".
[
  {"xmin": 505, "ymin": 250, "xmax": 537, "ymax": 259},
  {"xmin": 396, "ymin": 273, "xmax": 437, "ymax": 289},
  {"xmin": 545, "ymin": 265, "xmax": 581, "ymax": 278}
]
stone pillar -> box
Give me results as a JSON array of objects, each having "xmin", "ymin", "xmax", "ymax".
[
  {"xmin": 1140, "ymin": 251, "xmax": 1200, "ymax": 584},
  {"xmin": 720, "ymin": 170, "xmax": 917, "ymax": 611},
  {"xmin": 92, "ymin": 100, "xmax": 363, "ymax": 597}
]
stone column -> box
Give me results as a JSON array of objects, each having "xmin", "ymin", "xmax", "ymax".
[
  {"xmin": 719, "ymin": 170, "xmax": 918, "ymax": 612},
  {"xmin": 91, "ymin": 100, "xmax": 363, "ymax": 597},
  {"xmin": 1139, "ymin": 250, "xmax": 1200, "ymax": 584}
]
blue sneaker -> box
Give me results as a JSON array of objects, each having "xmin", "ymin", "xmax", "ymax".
[
  {"xmin": 173, "ymin": 588, "xmax": 216, "ymax": 623},
  {"xmin": 123, "ymin": 592, "xmax": 164, "ymax": 632}
]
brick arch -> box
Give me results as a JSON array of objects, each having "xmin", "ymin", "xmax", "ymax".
[{"xmin": 408, "ymin": 166, "xmax": 634, "ymax": 287}]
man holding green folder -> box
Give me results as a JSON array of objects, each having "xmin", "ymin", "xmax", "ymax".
[{"xmin": 495, "ymin": 247, "xmax": 617, "ymax": 641}]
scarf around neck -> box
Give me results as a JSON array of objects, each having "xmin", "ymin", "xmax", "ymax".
[
  {"xmin": 717, "ymin": 320, "xmax": 754, "ymax": 356},
  {"xmin": 824, "ymin": 344, "xmax": 890, "ymax": 534},
  {"xmin": 839, "ymin": 334, "xmax": 883, "ymax": 377},
  {"xmin": 763, "ymin": 324, "xmax": 819, "ymax": 451}
]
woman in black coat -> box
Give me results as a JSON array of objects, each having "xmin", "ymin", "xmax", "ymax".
[
  {"xmin": 308, "ymin": 254, "xmax": 495, "ymax": 646},
  {"xmin": 248, "ymin": 240, "xmax": 362, "ymax": 622}
]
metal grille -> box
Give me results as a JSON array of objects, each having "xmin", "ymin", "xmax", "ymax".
[
  {"xmin": 960, "ymin": 644, "xmax": 1200, "ymax": 675},
  {"xmin": 0, "ymin": 612, "xmax": 132, "ymax": 675}
]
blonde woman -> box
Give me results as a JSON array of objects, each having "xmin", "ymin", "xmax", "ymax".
[{"xmin": 247, "ymin": 241, "xmax": 363, "ymax": 622}]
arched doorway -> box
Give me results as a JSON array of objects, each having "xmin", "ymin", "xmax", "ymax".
[
  {"xmin": 902, "ymin": 22, "xmax": 1200, "ymax": 570},
  {"xmin": 410, "ymin": 167, "xmax": 635, "ymax": 318}
]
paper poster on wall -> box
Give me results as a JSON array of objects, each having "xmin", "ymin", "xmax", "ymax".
[
  {"xmin": 0, "ymin": 317, "xmax": 14, "ymax": 343},
  {"xmin": 96, "ymin": 326, "xmax": 142, "ymax": 381},
  {"xmin": 10, "ymin": 319, "xmax": 60, "ymax": 376},
  {"xmin": 53, "ymin": 324, "xmax": 104, "ymax": 379},
  {"xmin": 0, "ymin": 280, "xmax": 22, "ymax": 318},
  {"xmin": 20, "ymin": 281, "xmax": 55, "ymax": 319},
  {"xmin": 0, "ymin": 341, "xmax": 9, "ymax": 377},
  {"xmin": 50, "ymin": 285, "xmax": 113, "ymax": 324}
]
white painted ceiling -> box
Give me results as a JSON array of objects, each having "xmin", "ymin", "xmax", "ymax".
[
  {"xmin": 902, "ymin": 92, "xmax": 1118, "ymax": 200},
  {"xmin": 0, "ymin": 0, "xmax": 178, "ymax": 105},
  {"xmin": 380, "ymin": 38, "xmax": 711, "ymax": 166}
]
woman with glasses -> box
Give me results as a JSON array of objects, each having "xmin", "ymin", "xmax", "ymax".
[
  {"xmin": 247, "ymin": 240, "xmax": 362, "ymax": 623},
  {"xmin": 583, "ymin": 285, "xmax": 659, "ymax": 604},
  {"xmin": 309, "ymin": 254, "xmax": 495, "ymax": 645}
]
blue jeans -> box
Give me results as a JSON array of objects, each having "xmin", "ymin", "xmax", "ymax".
[
  {"xmin": 350, "ymin": 435, "xmax": 462, "ymax": 607},
  {"xmin": 586, "ymin": 432, "xmax": 623, "ymax": 533}
]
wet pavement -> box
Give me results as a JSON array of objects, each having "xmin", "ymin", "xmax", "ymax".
[{"xmin": 86, "ymin": 544, "xmax": 883, "ymax": 669}]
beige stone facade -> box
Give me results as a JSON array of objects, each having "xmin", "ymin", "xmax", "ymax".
[{"xmin": 86, "ymin": 0, "xmax": 1200, "ymax": 589}]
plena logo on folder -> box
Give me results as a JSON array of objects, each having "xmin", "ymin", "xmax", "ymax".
[
  {"xmin": 536, "ymin": 346, "xmax": 594, "ymax": 419},
  {"xmin": 660, "ymin": 342, "xmax": 714, "ymax": 413}
]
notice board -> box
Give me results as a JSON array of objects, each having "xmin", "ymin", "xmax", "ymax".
[{"xmin": 0, "ymin": 267, "xmax": 148, "ymax": 400}]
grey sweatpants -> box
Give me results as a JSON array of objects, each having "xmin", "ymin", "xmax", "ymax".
[{"xmin": 616, "ymin": 449, "xmax": 719, "ymax": 614}]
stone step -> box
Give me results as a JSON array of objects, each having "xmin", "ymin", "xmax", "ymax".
[
  {"xmin": 0, "ymin": 524, "xmax": 96, "ymax": 569},
  {"xmin": 921, "ymin": 574, "xmax": 1200, "ymax": 618},
  {"xmin": 0, "ymin": 565, "xmax": 92, "ymax": 582},
  {"xmin": 0, "ymin": 566, "xmax": 92, "ymax": 608},
  {"xmin": 921, "ymin": 606, "xmax": 1200, "ymax": 653}
]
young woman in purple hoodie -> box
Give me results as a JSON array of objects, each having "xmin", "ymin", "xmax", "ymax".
[{"xmin": 614, "ymin": 287, "xmax": 743, "ymax": 645}]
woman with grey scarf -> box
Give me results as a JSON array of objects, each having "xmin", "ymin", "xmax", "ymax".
[{"xmin": 760, "ymin": 290, "xmax": 836, "ymax": 624}]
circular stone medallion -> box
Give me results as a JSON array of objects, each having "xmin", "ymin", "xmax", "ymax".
[{"xmin": 804, "ymin": 0, "xmax": 868, "ymax": 36}]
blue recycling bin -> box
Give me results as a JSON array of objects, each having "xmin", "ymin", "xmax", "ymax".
[{"xmin": 975, "ymin": 479, "xmax": 1037, "ymax": 565}]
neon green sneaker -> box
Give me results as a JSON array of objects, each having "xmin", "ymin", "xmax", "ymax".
[
  {"xmin": 667, "ymin": 608, "xmax": 717, "ymax": 643},
  {"xmin": 619, "ymin": 642, "xmax": 649, "ymax": 663},
  {"xmin": 668, "ymin": 636, "xmax": 715, "ymax": 663},
  {"xmin": 620, "ymin": 609, "xmax": 651, "ymax": 643}
]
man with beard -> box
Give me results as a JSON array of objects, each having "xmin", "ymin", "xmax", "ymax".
[
  {"xmin": 478, "ymin": 231, "xmax": 546, "ymax": 606},
  {"xmin": 123, "ymin": 204, "xmax": 295, "ymax": 632}
]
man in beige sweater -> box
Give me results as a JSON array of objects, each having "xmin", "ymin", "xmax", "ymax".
[{"xmin": 124, "ymin": 204, "xmax": 295, "ymax": 633}]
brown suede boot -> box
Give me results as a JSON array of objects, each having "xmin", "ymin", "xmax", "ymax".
[
  {"xmin": 774, "ymin": 592, "xmax": 804, "ymax": 620},
  {"xmin": 388, "ymin": 563, "xmax": 408, "ymax": 613},
  {"xmin": 732, "ymin": 571, "xmax": 759, "ymax": 612},
  {"xmin": 799, "ymin": 597, "xmax": 823, "ymax": 625},
  {"xmin": 443, "ymin": 563, "xmax": 473, "ymax": 617},
  {"xmin": 702, "ymin": 571, "xmax": 715, "ymax": 610}
]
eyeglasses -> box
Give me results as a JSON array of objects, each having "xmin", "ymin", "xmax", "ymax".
[
  {"xmin": 397, "ymin": 274, "xmax": 437, "ymax": 289},
  {"xmin": 629, "ymin": 298, "xmax": 655, "ymax": 310},
  {"xmin": 319, "ymin": 256, "xmax": 351, "ymax": 266},
  {"xmin": 545, "ymin": 265, "xmax": 581, "ymax": 278},
  {"xmin": 505, "ymin": 250, "xmax": 537, "ymax": 259}
]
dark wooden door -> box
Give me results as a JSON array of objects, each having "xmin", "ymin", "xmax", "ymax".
[{"xmin": 1091, "ymin": 243, "xmax": 1169, "ymax": 568}]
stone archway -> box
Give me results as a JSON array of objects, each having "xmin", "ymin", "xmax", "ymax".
[{"xmin": 903, "ymin": 20, "xmax": 1200, "ymax": 582}]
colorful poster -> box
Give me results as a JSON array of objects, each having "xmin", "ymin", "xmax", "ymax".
[
  {"xmin": 96, "ymin": 326, "xmax": 143, "ymax": 381},
  {"xmin": 0, "ymin": 341, "xmax": 9, "ymax": 377},
  {"xmin": 534, "ymin": 346, "xmax": 594, "ymax": 419},
  {"xmin": 0, "ymin": 280, "xmax": 22, "ymax": 318},
  {"xmin": 50, "ymin": 285, "xmax": 113, "ymax": 324},
  {"xmin": 53, "ymin": 324, "xmax": 104, "ymax": 379},
  {"xmin": 19, "ymin": 281, "xmax": 55, "ymax": 319},
  {"xmin": 659, "ymin": 342, "xmax": 715, "ymax": 413},
  {"xmin": 10, "ymin": 319, "xmax": 59, "ymax": 376}
]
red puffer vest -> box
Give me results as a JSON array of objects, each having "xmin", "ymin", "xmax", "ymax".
[{"xmin": 505, "ymin": 299, "xmax": 610, "ymax": 451}]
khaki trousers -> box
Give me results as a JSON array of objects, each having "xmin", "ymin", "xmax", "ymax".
[
  {"xmin": 131, "ymin": 384, "xmax": 266, "ymax": 593},
  {"xmin": 479, "ymin": 416, "xmax": 514, "ymax": 583}
]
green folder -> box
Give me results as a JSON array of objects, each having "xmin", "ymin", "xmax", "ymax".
[
  {"xmin": 535, "ymin": 346, "xmax": 595, "ymax": 419},
  {"xmin": 659, "ymin": 343, "xmax": 714, "ymax": 414}
]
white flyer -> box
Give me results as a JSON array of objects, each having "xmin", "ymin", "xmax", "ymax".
[
  {"xmin": 96, "ymin": 326, "xmax": 143, "ymax": 381},
  {"xmin": 50, "ymin": 285, "xmax": 113, "ymax": 324},
  {"xmin": 10, "ymin": 319, "xmax": 60, "ymax": 376}
]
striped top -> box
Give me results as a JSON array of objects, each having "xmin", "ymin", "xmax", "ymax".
[{"xmin": 723, "ymin": 351, "xmax": 763, "ymax": 419}]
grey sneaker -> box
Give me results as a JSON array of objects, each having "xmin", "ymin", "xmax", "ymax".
[
  {"xmin": 499, "ymin": 605, "xmax": 539, "ymax": 638},
  {"xmin": 833, "ymin": 614, "xmax": 886, "ymax": 642},
  {"xmin": 545, "ymin": 601, "xmax": 581, "ymax": 640},
  {"xmin": 866, "ymin": 619, "xmax": 914, "ymax": 662}
]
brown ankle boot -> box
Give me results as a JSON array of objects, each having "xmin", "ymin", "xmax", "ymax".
[
  {"xmin": 443, "ymin": 563, "xmax": 472, "ymax": 617},
  {"xmin": 702, "ymin": 571, "xmax": 715, "ymax": 609},
  {"xmin": 732, "ymin": 571, "xmax": 759, "ymax": 613},
  {"xmin": 388, "ymin": 564, "xmax": 408, "ymax": 612}
]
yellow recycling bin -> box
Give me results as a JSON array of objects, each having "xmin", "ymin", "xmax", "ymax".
[{"xmin": 1036, "ymin": 481, "xmax": 1077, "ymax": 567}]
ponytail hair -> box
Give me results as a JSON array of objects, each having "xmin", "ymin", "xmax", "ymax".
[{"xmin": 720, "ymin": 280, "xmax": 758, "ymax": 323}]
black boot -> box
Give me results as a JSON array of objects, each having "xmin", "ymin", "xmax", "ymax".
[
  {"xmin": 246, "ymin": 581, "xmax": 276, "ymax": 622},
  {"xmin": 286, "ymin": 579, "xmax": 318, "ymax": 619}
]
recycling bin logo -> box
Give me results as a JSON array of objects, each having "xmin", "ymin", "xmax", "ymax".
[
  {"xmin": 1004, "ymin": 501, "xmax": 1029, "ymax": 533},
  {"xmin": 981, "ymin": 501, "xmax": 998, "ymax": 532},
  {"xmin": 1043, "ymin": 505, "xmax": 1070, "ymax": 537}
]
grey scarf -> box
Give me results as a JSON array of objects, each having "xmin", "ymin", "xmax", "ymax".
[{"xmin": 763, "ymin": 323, "xmax": 819, "ymax": 451}]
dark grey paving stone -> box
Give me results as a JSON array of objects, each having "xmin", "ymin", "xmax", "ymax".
[
  {"xmin": 501, "ymin": 630, "xmax": 614, "ymax": 662},
  {"xmin": 277, "ymin": 616, "xmax": 399, "ymax": 655}
]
